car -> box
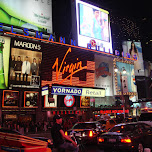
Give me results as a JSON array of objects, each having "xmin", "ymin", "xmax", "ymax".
[
  {"xmin": 97, "ymin": 122, "xmax": 152, "ymax": 152},
  {"xmin": 33, "ymin": 137, "xmax": 53, "ymax": 149},
  {"xmin": 65, "ymin": 121, "xmax": 102, "ymax": 144},
  {"xmin": 0, "ymin": 128, "xmax": 51, "ymax": 152},
  {"xmin": 123, "ymin": 116, "xmax": 138, "ymax": 123},
  {"xmin": 138, "ymin": 112, "xmax": 152, "ymax": 126}
]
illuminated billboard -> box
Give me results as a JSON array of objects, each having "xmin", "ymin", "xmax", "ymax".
[
  {"xmin": 114, "ymin": 58, "xmax": 137, "ymax": 96},
  {"xmin": 0, "ymin": 36, "xmax": 11, "ymax": 89},
  {"xmin": 95, "ymin": 54, "xmax": 113, "ymax": 96},
  {"xmin": 9, "ymin": 38, "xmax": 42, "ymax": 89},
  {"xmin": 41, "ymin": 44, "xmax": 95, "ymax": 88},
  {"xmin": 0, "ymin": 0, "xmax": 52, "ymax": 33},
  {"xmin": 24, "ymin": 91, "xmax": 38, "ymax": 108},
  {"xmin": 122, "ymin": 41, "xmax": 144, "ymax": 76},
  {"xmin": 2, "ymin": 90, "xmax": 19, "ymax": 107},
  {"xmin": 75, "ymin": 0, "xmax": 112, "ymax": 53}
]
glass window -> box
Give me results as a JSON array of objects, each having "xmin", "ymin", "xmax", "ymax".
[{"xmin": 73, "ymin": 123, "xmax": 96, "ymax": 129}]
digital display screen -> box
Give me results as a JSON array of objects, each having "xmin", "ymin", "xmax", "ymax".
[
  {"xmin": 0, "ymin": 0, "xmax": 52, "ymax": 33},
  {"xmin": 79, "ymin": 3, "xmax": 109, "ymax": 42},
  {"xmin": 76, "ymin": 0, "xmax": 112, "ymax": 53}
]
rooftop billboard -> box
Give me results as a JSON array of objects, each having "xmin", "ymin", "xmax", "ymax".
[
  {"xmin": 75, "ymin": 0, "xmax": 112, "ymax": 53},
  {"xmin": 0, "ymin": 0, "xmax": 52, "ymax": 33}
]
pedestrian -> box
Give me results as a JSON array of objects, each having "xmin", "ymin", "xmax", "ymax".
[{"xmin": 51, "ymin": 115, "xmax": 79, "ymax": 152}]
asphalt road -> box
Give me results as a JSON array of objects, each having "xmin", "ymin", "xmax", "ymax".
[{"xmin": 79, "ymin": 144, "xmax": 104, "ymax": 152}]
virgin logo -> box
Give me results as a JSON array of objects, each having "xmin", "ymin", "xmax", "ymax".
[
  {"xmin": 64, "ymin": 95, "xmax": 75, "ymax": 107},
  {"xmin": 90, "ymin": 39, "xmax": 96, "ymax": 47}
]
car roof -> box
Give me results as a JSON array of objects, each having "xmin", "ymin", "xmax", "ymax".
[
  {"xmin": 76, "ymin": 121, "xmax": 97, "ymax": 124},
  {"xmin": 114, "ymin": 121, "xmax": 148, "ymax": 127}
]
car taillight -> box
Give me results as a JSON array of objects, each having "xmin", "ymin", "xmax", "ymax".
[
  {"xmin": 121, "ymin": 138, "xmax": 131, "ymax": 143},
  {"xmin": 98, "ymin": 137, "xmax": 104, "ymax": 142},
  {"xmin": 89, "ymin": 130, "xmax": 93, "ymax": 137},
  {"xmin": 65, "ymin": 131, "xmax": 68, "ymax": 136}
]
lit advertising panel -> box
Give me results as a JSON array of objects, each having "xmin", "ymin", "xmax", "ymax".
[
  {"xmin": 41, "ymin": 43, "xmax": 95, "ymax": 88},
  {"xmin": 2, "ymin": 90, "xmax": 19, "ymax": 107},
  {"xmin": 44, "ymin": 94, "xmax": 57, "ymax": 108},
  {"xmin": 0, "ymin": 36, "xmax": 10, "ymax": 89},
  {"xmin": 76, "ymin": 0, "xmax": 112, "ymax": 53},
  {"xmin": 80, "ymin": 96, "xmax": 90, "ymax": 108},
  {"xmin": 24, "ymin": 91, "xmax": 38, "ymax": 108},
  {"xmin": 122, "ymin": 41, "xmax": 144, "ymax": 76},
  {"xmin": 0, "ymin": 0, "xmax": 52, "ymax": 33},
  {"xmin": 95, "ymin": 54, "xmax": 113, "ymax": 96},
  {"xmin": 114, "ymin": 58, "xmax": 137, "ymax": 96},
  {"xmin": 9, "ymin": 38, "xmax": 42, "ymax": 89}
]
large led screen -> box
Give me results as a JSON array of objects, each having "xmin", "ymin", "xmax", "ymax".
[
  {"xmin": 0, "ymin": 36, "xmax": 11, "ymax": 89},
  {"xmin": 0, "ymin": 0, "xmax": 52, "ymax": 33},
  {"xmin": 76, "ymin": 0, "xmax": 112, "ymax": 53}
]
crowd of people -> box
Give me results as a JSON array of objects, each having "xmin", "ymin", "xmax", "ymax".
[
  {"xmin": 1, "ymin": 114, "xmax": 138, "ymax": 135},
  {"xmin": 1, "ymin": 116, "xmax": 84, "ymax": 135}
]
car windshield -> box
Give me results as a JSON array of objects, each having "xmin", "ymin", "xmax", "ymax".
[
  {"xmin": 109, "ymin": 124, "xmax": 136, "ymax": 133},
  {"xmin": 72, "ymin": 123, "xmax": 96, "ymax": 129}
]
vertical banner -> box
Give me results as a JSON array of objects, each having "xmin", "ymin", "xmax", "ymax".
[
  {"xmin": 114, "ymin": 58, "xmax": 137, "ymax": 96},
  {"xmin": 95, "ymin": 54, "xmax": 113, "ymax": 96},
  {"xmin": 122, "ymin": 41, "xmax": 144, "ymax": 76},
  {"xmin": 0, "ymin": 36, "xmax": 11, "ymax": 89}
]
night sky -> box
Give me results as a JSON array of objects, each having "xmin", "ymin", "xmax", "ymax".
[
  {"xmin": 53, "ymin": 0, "xmax": 152, "ymax": 61},
  {"xmin": 86, "ymin": 0, "xmax": 152, "ymax": 61}
]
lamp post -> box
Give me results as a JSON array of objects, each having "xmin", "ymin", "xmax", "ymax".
[{"xmin": 114, "ymin": 66, "xmax": 127, "ymax": 119}]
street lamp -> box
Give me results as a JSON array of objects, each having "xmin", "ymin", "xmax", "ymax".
[{"xmin": 114, "ymin": 65, "xmax": 127, "ymax": 119}]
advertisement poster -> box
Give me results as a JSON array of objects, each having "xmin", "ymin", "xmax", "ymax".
[
  {"xmin": 76, "ymin": 0, "xmax": 112, "ymax": 53},
  {"xmin": 122, "ymin": 41, "xmax": 144, "ymax": 76},
  {"xmin": 80, "ymin": 96, "xmax": 90, "ymax": 108},
  {"xmin": 114, "ymin": 59, "xmax": 137, "ymax": 96},
  {"xmin": 2, "ymin": 90, "xmax": 19, "ymax": 107},
  {"xmin": 44, "ymin": 94, "xmax": 57, "ymax": 108},
  {"xmin": 24, "ymin": 91, "xmax": 38, "ymax": 108},
  {"xmin": 0, "ymin": 0, "xmax": 52, "ymax": 33},
  {"xmin": 95, "ymin": 54, "xmax": 113, "ymax": 96},
  {"xmin": 9, "ymin": 38, "xmax": 42, "ymax": 89},
  {"xmin": 0, "ymin": 36, "xmax": 11, "ymax": 89}
]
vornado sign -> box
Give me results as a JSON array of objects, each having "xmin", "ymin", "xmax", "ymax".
[
  {"xmin": 51, "ymin": 86, "xmax": 105, "ymax": 97},
  {"xmin": 14, "ymin": 40, "xmax": 41, "ymax": 50}
]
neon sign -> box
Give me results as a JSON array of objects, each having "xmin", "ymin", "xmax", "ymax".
[
  {"xmin": 52, "ymin": 47, "xmax": 87, "ymax": 85},
  {"xmin": 0, "ymin": 23, "xmax": 137, "ymax": 60}
]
